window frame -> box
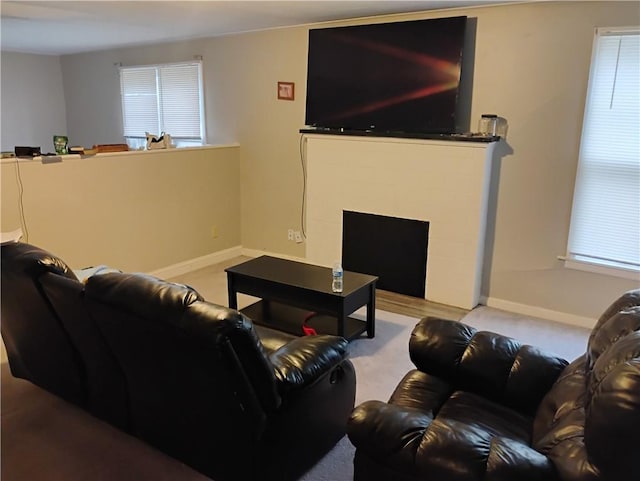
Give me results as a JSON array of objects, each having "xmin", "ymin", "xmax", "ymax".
[
  {"xmin": 564, "ymin": 26, "xmax": 640, "ymax": 281},
  {"xmin": 119, "ymin": 60, "xmax": 206, "ymax": 149}
]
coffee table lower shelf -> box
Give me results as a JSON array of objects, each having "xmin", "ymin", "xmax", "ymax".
[{"xmin": 240, "ymin": 300, "xmax": 367, "ymax": 341}]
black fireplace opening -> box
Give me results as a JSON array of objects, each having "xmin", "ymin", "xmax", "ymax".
[{"xmin": 342, "ymin": 211, "xmax": 429, "ymax": 298}]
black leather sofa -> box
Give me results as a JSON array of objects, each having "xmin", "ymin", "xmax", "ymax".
[
  {"xmin": 1, "ymin": 242, "xmax": 356, "ymax": 481},
  {"xmin": 347, "ymin": 289, "xmax": 640, "ymax": 481}
]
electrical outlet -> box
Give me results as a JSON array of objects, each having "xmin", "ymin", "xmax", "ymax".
[
  {"xmin": 287, "ymin": 229, "xmax": 294, "ymax": 241},
  {"xmin": 294, "ymin": 231, "xmax": 303, "ymax": 243},
  {"xmin": 210, "ymin": 225, "xmax": 219, "ymax": 238}
]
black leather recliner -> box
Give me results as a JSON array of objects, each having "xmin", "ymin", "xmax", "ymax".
[
  {"xmin": 347, "ymin": 289, "xmax": 640, "ymax": 481},
  {"xmin": 83, "ymin": 271, "xmax": 356, "ymax": 481}
]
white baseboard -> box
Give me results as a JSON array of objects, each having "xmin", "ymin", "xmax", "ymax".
[
  {"xmin": 480, "ymin": 296, "xmax": 596, "ymax": 330},
  {"xmin": 149, "ymin": 246, "xmax": 311, "ymax": 280},
  {"xmin": 240, "ymin": 248, "xmax": 311, "ymax": 264},
  {"xmin": 149, "ymin": 245, "xmax": 243, "ymax": 279}
]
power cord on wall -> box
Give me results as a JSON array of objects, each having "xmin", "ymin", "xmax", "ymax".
[
  {"xmin": 14, "ymin": 159, "xmax": 29, "ymax": 242},
  {"xmin": 299, "ymin": 133, "xmax": 307, "ymax": 239}
]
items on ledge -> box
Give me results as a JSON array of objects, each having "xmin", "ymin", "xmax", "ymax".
[
  {"xmin": 56, "ymin": 134, "xmax": 128, "ymax": 155},
  {"xmin": 10, "ymin": 131, "xmax": 178, "ymax": 160},
  {"xmin": 94, "ymin": 144, "xmax": 129, "ymax": 153},
  {"xmin": 69, "ymin": 146, "xmax": 98, "ymax": 155},
  {"xmin": 53, "ymin": 135, "xmax": 69, "ymax": 155},
  {"xmin": 14, "ymin": 146, "xmax": 41, "ymax": 157},
  {"xmin": 146, "ymin": 132, "xmax": 173, "ymax": 150}
]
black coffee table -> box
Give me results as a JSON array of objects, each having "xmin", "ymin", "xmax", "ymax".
[{"xmin": 225, "ymin": 256, "xmax": 377, "ymax": 340}]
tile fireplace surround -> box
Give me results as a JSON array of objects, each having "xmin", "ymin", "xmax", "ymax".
[{"xmin": 304, "ymin": 134, "xmax": 497, "ymax": 310}]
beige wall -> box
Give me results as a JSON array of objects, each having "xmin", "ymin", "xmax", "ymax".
[
  {"xmin": 222, "ymin": 2, "xmax": 638, "ymax": 320},
  {"xmin": 465, "ymin": 2, "xmax": 639, "ymax": 318},
  {"xmin": 229, "ymin": 2, "xmax": 637, "ymax": 320},
  {"xmin": 6, "ymin": 1, "xmax": 639, "ymax": 321},
  {"xmin": 1, "ymin": 147, "xmax": 241, "ymax": 272}
]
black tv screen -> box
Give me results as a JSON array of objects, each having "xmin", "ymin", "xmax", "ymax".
[{"xmin": 305, "ymin": 16, "xmax": 467, "ymax": 134}]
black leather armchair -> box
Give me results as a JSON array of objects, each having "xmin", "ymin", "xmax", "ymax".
[{"xmin": 347, "ymin": 289, "xmax": 640, "ymax": 481}]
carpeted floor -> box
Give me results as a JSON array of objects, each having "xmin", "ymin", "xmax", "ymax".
[{"xmin": 0, "ymin": 362, "xmax": 211, "ymax": 481}]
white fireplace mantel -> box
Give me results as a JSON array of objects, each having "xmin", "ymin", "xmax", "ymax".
[{"xmin": 303, "ymin": 133, "xmax": 496, "ymax": 310}]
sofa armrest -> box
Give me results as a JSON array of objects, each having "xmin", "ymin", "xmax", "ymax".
[
  {"xmin": 410, "ymin": 317, "xmax": 569, "ymax": 416},
  {"xmin": 269, "ymin": 335, "xmax": 349, "ymax": 392},
  {"xmin": 348, "ymin": 400, "xmax": 432, "ymax": 460}
]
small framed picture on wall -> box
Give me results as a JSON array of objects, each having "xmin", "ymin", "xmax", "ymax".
[{"xmin": 278, "ymin": 81, "xmax": 295, "ymax": 101}]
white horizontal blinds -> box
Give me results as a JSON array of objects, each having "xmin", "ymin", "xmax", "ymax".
[
  {"xmin": 568, "ymin": 28, "xmax": 640, "ymax": 271},
  {"xmin": 120, "ymin": 67, "xmax": 159, "ymax": 137},
  {"xmin": 158, "ymin": 63, "xmax": 202, "ymax": 139},
  {"xmin": 120, "ymin": 61, "xmax": 204, "ymax": 144}
]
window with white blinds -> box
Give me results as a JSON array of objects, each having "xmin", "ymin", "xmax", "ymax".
[
  {"xmin": 120, "ymin": 61, "xmax": 205, "ymax": 148},
  {"xmin": 566, "ymin": 27, "xmax": 640, "ymax": 278}
]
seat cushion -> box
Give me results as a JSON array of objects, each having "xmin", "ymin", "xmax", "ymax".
[
  {"xmin": 435, "ymin": 391, "xmax": 533, "ymax": 444},
  {"xmin": 389, "ymin": 370, "xmax": 533, "ymax": 442},
  {"xmin": 414, "ymin": 390, "xmax": 536, "ymax": 480},
  {"xmin": 349, "ymin": 371, "xmax": 553, "ymax": 481}
]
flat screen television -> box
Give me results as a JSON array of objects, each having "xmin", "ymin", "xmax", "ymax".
[{"xmin": 305, "ymin": 16, "xmax": 467, "ymax": 135}]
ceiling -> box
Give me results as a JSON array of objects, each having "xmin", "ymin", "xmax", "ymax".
[{"xmin": 1, "ymin": 1, "xmax": 512, "ymax": 56}]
